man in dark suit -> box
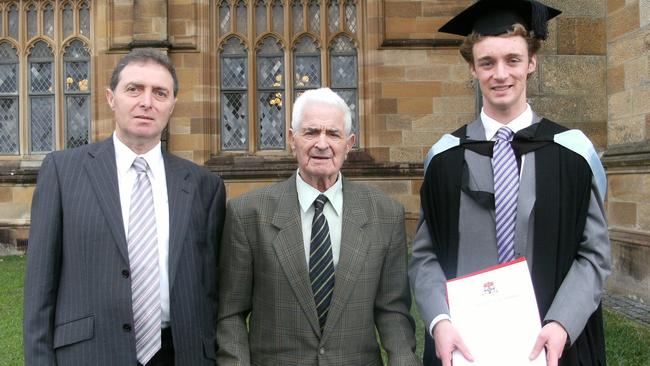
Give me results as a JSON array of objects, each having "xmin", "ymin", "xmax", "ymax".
[
  {"xmin": 24, "ymin": 48, "xmax": 225, "ymax": 365},
  {"xmin": 216, "ymin": 87, "xmax": 421, "ymax": 366}
]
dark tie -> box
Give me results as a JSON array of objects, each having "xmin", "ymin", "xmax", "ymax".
[
  {"xmin": 128, "ymin": 157, "xmax": 161, "ymax": 364},
  {"xmin": 309, "ymin": 194, "xmax": 335, "ymax": 331},
  {"xmin": 492, "ymin": 127, "xmax": 518, "ymax": 263}
]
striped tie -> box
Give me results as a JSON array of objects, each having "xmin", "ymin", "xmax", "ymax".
[
  {"xmin": 309, "ymin": 194, "xmax": 335, "ymax": 332},
  {"xmin": 128, "ymin": 157, "xmax": 161, "ymax": 364},
  {"xmin": 492, "ymin": 127, "xmax": 518, "ymax": 263}
]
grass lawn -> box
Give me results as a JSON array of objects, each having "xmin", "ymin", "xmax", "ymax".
[{"xmin": 3, "ymin": 254, "xmax": 650, "ymax": 365}]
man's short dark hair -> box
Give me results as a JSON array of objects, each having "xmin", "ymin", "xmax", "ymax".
[{"xmin": 109, "ymin": 48, "xmax": 179, "ymax": 96}]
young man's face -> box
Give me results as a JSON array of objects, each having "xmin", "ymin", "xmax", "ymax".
[{"xmin": 470, "ymin": 35, "xmax": 537, "ymax": 119}]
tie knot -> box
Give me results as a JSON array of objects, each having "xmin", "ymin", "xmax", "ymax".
[
  {"xmin": 495, "ymin": 127, "xmax": 514, "ymax": 141},
  {"xmin": 132, "ymin": 157, "xmax": 149, "ymax": 174},
  {"xmin": 314, "ymin": 194, "xmax": 328, "ymax": 212}
]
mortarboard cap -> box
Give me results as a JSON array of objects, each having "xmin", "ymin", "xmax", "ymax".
[{"xmin": 438, "ymin": 0, "xmax": 561, "ymax": 40}]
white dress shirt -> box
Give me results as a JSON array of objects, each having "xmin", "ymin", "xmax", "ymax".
[
  {"xmin": 296, "ymin": 170, "xmax": 343, "ymax": 267},
  {"xmin": 113, "ymin": 133, "xmax": 170, "ymax": 327},
  {"xmin": 429, "ymin": 104, "xmax": 535, "ymax": 336}
]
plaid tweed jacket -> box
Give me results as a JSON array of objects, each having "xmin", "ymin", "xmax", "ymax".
[{"xmin": 216, "ymin": 174, "xmax": 421, "ymax": 366}]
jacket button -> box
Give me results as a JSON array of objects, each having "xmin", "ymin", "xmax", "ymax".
[
  {"xmin": 121, "ymin": 269, "xmax": 130, "ymax": 278},
  {"xmin": 319, "ymin": 347, "xmax": 325, "ymax": 355},
  {"xmin": 123, "ymin": 324, "xmax": 132, "ymax": 332}
]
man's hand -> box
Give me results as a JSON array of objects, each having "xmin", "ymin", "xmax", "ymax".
[
  {"xmin": 432, "ymin": 320, "xmax": 474, "ymax": 366},
  {"xmin": 529, "ymin": 321, "xmax": 568, "ymax": 366}
]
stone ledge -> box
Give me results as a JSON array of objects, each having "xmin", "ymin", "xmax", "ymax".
[
  {"xmin": 205, "ymin": 150, "xmax": 424, "ymax": 180},
  {"xmin": 610, "ymin": 227, "xmax": 650, "ymax": 248},
  {"xmin": 602, "ymin": 142, "xmax": 650, "ymax": 169},
  {"xmin": 0, "ymin": 168, "xmax": 39, "ymax": 184}
]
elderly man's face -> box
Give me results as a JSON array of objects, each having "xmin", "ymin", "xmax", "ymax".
[{"xmin": 289, "ymin": 102, "xmax": 355, "ymax": 192}]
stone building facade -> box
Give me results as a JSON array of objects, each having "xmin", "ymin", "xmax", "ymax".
[{"xmin": 0, "ymin": 0, "xmax": 647, "ymax": 301}]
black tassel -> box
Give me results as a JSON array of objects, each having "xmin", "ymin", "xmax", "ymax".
[{"xmin": 529, "ymin": 0, "xmax": 550, "ymax": 39}]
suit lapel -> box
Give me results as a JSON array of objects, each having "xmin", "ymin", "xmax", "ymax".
[
  {"xmin": 164, "ymin": 153, "xmax": 192, "ymax": 290},
  {"xmin": 321, "ymin": 178, "xmax": 369, "ymax": 340},
  {"xmin": 270, "ymin": 177, "xmax": 321, "ymax": 335},
  {"xmin": 85, "ymin": 138, "xmax": 129, "ymax": 262}
]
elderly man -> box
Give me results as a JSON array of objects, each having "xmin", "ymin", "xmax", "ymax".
[
  {"xmin": 24, "ymin": 49, "xmax": 225, "ymax": 365},
  {"xmin": 408, "ymin": 1, "xmax": 611, "ymax": 366},
  {"xmin": 216, "ymin": 87, "xmax": 421, "ymax": 366}
]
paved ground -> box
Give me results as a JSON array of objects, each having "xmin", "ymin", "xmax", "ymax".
[{"xmin": 603, "ymin": 292, "xmax": 650, "ymax": 327}]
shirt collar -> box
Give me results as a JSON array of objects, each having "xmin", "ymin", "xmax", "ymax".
[
  {"xmin": 113, "ymin": 132, "xmax": 164, "ymax": 178},
  {"xmin": 481, "ymin": 104, "xmax": 533, "ymax": 141},
  {"xmin": 296, "ymin": 170, "xmax": 343, "ymax": 217}
]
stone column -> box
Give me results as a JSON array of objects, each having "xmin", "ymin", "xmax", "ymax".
[{"xmin": 131, "ymin": 0, "xmax": 170, "ymax": 49}]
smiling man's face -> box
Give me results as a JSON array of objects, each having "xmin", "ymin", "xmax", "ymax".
[
  {"xmin": 106, "ymin": 60, "xmax": 177, "ymax": 153},
  {"xmin": 470, "ymin": 35, "xmax": 536, "ymax": 121},
  {"xmin": 289, "ymin": 102, "xmax": 355, "ymax": 192}
]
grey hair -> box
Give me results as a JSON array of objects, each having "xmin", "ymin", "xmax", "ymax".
[{"xmin": 291, "ymin": 87, "xmax": 352, "ymax": 135}]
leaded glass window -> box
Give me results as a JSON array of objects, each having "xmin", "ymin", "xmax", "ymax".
[
  {"xmin": 0, "ymin": 43, "xmax": 19, "ymax": 154},
  {"xmin": 293, "ymin": 36, "xmax": 320, "ymax": 96},
  {"xmin": 63, "ymin": 3, "xmax": 74, "ymax": 38},
  {"xmin": 330, "ymin": 35, "xmax": 358, "ymax": 144},
  {"xmin": 27, "ymin": 5, "xmax": 38, "ymax": 39},
  {"xmin": 291, "ymin": 0, "xmax": 303, "ymax": 36},
  {"xmin": 328, "ymin": 0, "xmax": 339, "ymax": 34},
  {"xmin": 308, "ymin": 0, "xmax": 319, "ymax": 33},
  {"xmin": 255, "ymin": 0, "xmax": 266, "ymax": 36},
  {"xmin": 29, "ymin": 41, "xmax": 55, "ymax": 153},
  {"xmin": 220, "ymin": 37, "xmax": 248, "ymax": 150},
  {"xmin": 80, "ymin": 2, "xmax": 90, "ymax": 36},
  {"xmin": 271, "ymin": 0, "xmax": 283, "ymax": 35},
  {"xmin": 217, "ymin": 0, "xmax": 360, "ymax": 153},
  {"xmin": 44, "ymin": 3, "xmax": 55, "ymax": 38},
  {"xmin": 8, "ymin": 4, "xmax": 18, "ymax": 40},
  {"xmin": 344, "ymin": 0, "xmax": 356, "ymax": 33},
  {"xmin": 63, "ymin": 40, "xmax": 90, "ymax": 148},
  {"xmin": 256, "ymin": 37, "xmax": 285, "ymax": 150},
  {"xmin": 236, "ymin": 0, "xmax": 247, "ymax": 36},
  {"xmin": 218, "ymin": 1, "xmax": 231, "ymax": 36}
]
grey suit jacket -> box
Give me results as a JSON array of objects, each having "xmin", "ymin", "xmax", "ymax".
[
  {"xmin": 24, "ymin": 137, "xmax": 226, "ymax": 365},
  {"xmin": 216, "ymin": 174, "xmax": 421, "ymax": 366},
  {"xmin": 409, "ymin": 117, "xmax": 611, "ymax": 343}
]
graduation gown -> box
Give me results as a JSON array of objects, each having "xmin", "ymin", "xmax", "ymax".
[{"xmin": 410, "ymin": 118, "xmax": 610, "ymax": 366}]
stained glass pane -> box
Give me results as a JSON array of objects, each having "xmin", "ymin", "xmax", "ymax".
[
  {"xmin": 258, "ymin": 92, "xmax": 284, "ymax": 149},
  {"xmin": 0, "ymin": 98, "xmax": 19, "ymax": 154},
  {"xmin": 64, "ymin": 40, "xmax": 90, "ymax": 58},
  {"xmin": 308, "ymin": 0, "xmax": 319, "ymax": 33},
  {"xmin": 44, "ymin": 4, "xmax": 55, "ymax": 37},
  {"xmin": 334, "ymin": 89, "xmax": 357, "ymax": 142},
  {"xmin": 30, "ymin": 42, "xmax": 54, "ymax": 59},
  {"xmin": 80, "ymin": 2, "xmax": 91, "ymax": 36},
  {"xmin": 221, "ymin": 37, "xmax": 246, "ymax": 54},
  {"xmin": 219, "ymin": 1, "xmax": 231, "ymax": 36},
  {"xmin": 258, "ymin": 56, "xmax": 283, "ymax": 87},
  {"xmin": 330, "ymin": 37, "xmax": 356, "ymax": 88},
  {"xmin": 345, "ymin": 0, "xmax": 356, "ymax": 33},
  {"xmin": 28, "ymin": 5, "xmax": 38, "ymax": 39},
  {"xmin": 221, "ymin": 57, "xmax": 247, "ymax": 88},
  {"xmin": 0, "ymin": 11, "xmax": 3, "ymax": 37},
  {"xmin": 66, "ymin": 95, "xmax": 90, "ymax": 148},
  {"xmin": 292, "ymin": 1, "xmax": 303, "ymax": 36},
  {"xmin": 236, "ymin": 1, "xmax": 247, "ymax": 36},
  {"xmin": 63, "ymin": 3, "xmax": 74, "ymax": 38},
  {"xmin": 294, "ymin": 55, "xmax": 320, "ymax": 88},
  {"xmin": 8, "ymin": 5, "xmax": 19, "ymax": 40},
  {"xmin": 30, "ymin": 96, "xmax": 55, "ymax": 152},
  {"xmin": 30, "ymin": 63, "xmax": 54, "ymax": 93},
  {"xmin": 328, "ymin": 0, "xmax": 339, "ymax": 34},
  {"xmin": 272, "ymin": 0, "xmax": 283, "ymax": 35},
  {"xmin": 255, "ymin": 0, "xmax": 266, "ymax": 36},
  {"xmin": 0, "ymin": 64, "xmax": 18, "ymax": 94},
  {"xmin": 64, "ymin": 61, "xmax": 89, "ymax": 92},
  {"xmin": 294, "ymin": 35, "xmax": 317, "ymax": 52},
  {"xmin": 221, "ymin": 93, "xmax": 248, "ymax": 150}
]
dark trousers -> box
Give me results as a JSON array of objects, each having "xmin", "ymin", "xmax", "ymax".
[{"xmin": 139, "ymin": 328, "xmax": 174, "ymax": 366}]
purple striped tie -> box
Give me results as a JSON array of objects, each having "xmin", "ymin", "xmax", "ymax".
[
  {"xmin": 492, "ymin": 127, "xmax": 518, "ymax": 263},
  {"xmin": 128, "ymin": 157, "xmax": 161, "ymax": 364}
]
